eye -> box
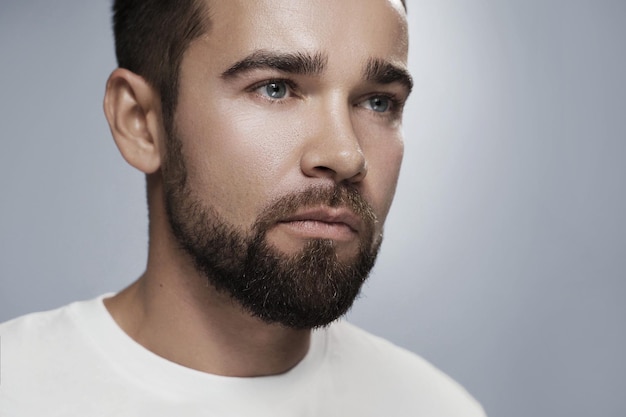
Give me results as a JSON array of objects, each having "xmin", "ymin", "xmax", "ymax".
[
  {"xmin": 256, "ymin": 81, "xmax": 289, "ymax": 99},
  {"xmin": 362, "ymin": 96, "xmax": 392, "ymax": 113}
]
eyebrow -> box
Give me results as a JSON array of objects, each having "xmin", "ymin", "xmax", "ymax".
[
  {"xmin": 364, "ymin": 58, "xmax": 413, "ymax": 94},
  {"xmin": 221, "ymin": 50, "xmax": 328, "ymax": 78}
]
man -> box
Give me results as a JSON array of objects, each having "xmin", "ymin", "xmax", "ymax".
[{"xmin": 0, "ymin": 0, "xmax": 485, "ymax": 415}]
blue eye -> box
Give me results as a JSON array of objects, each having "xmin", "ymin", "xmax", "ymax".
[
  {"xmin": 261, "ymin": 81, "xmax": 288, "ymax": 99},
  {"xmin": 366, "ymin": 96, "xmax": 391, "ymax": 113}
]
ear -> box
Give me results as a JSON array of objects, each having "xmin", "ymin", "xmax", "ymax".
[{"xmin": 103, "ymin": 68, "xmax": 164, "ymax": 174}]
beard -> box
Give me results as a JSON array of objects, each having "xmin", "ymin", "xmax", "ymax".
[{"xmin": 161, "ymin": 130, "xmax": 382, "ymax": 330}]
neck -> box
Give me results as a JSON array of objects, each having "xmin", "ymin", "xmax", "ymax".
[{"xmin": 105, "ymin": 266, "xmax": 311, "ymax": 377}]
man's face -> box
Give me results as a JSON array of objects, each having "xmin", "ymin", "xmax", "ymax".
[{"xmin": 162, "ymin": 0, "xmax": 410, "ymax": 328}]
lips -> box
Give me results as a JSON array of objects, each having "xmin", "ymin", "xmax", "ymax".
[{"xmin": 278, "ymin": 206, "xmax": 362, "ymax": 234}]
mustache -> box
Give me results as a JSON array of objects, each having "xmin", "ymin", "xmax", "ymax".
[{"xmin": 254, "ymin": 185, "xmax": 377, "ymax": 234}]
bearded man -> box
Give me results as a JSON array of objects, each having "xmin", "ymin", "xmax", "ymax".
[{"xmin": 0, "ymin": 1, "xmax": 485, "ymax": 415}]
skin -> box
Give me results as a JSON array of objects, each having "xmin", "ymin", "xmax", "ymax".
[{"xmin": 103, "ymin": 0, "xmax": 410, "ymax": 377}]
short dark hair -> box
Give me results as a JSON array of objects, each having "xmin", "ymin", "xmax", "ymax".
[
  {"xmin": 112, "ymin": 0, "xmax": 209, "ymax": 127},
  {"xmin": 112, "ymin": 0, "xmax": 407, "ymax": 126}
]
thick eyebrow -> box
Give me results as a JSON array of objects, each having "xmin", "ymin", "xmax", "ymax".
[
  {"xmin": 221, "ymin": 50, "xmax": 328, "ymax": 79},
  {"xmin": 364, "ymin": 58, "xmax": 413, "ymax": 94}
]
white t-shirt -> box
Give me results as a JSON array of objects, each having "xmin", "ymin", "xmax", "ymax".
[{"xmin": 0, "ymin": 295, "xmax": 486, "ymax": 416}]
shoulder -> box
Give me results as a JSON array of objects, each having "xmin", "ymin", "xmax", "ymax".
[
  {"xmin": 0, "ymin": 298, "xmax": 103, "ymax": 373},
  {"xmin": 0, "ymin": 296, "xmax": 107, "ymax": 345},
  {"xmin": 0, "ymin": 298, "xmax": 109, "ymax": 393},
  {"xmin": 0, "ymin": 295, "xmax": 116, "ymax": 367},
  {"xmin": 0, "ymin": 296, "xmax": 121, "ymax": 415},
  {"xmin": 320, "ymin": 320, "xmax": 487, "ymax": 416},
  {"xmin": 1, "ymin": 302, "xmax": 79, "ymax": 348}
]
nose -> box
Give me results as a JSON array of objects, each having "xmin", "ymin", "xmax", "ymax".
[{"xmin": 300, "ymin": 101, "xmax": 367, "ymax": 184}]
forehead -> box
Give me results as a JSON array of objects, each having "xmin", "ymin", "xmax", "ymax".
[{"xmin": 194, "ymin": 0, "xmax": 408, "ymax": 68}]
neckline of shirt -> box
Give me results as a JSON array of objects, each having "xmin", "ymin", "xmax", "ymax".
[{"xmin": 69, "ymin": 293, "xmax": 330, "ymax": 401}]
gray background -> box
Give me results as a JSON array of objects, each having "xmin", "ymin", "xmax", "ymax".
[{"xmin": 1, "ymin": 1, "xmax": 624, "ymax": 416}]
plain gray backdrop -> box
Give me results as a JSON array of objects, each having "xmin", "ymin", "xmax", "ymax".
[{"xmin": 1, "ymin": 1, "xmax": 625, "ymax": 416}]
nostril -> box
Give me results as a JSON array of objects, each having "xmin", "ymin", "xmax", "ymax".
[{"xmin": 305, "ymin": 165, "xmax": 337, "ymax": 180}]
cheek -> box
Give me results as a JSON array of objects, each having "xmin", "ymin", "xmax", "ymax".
[
  {"xmin": 175, "ymin": 100, "xmax": 304, "ymax": 226},
  {"xmin": 363, "ymin": 135, "xmax": 404, "ymax": 223}
]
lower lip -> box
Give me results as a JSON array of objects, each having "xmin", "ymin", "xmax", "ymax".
[{"xmin": 277, "ymin": 220, "xmax": 357, "ymax": 241}]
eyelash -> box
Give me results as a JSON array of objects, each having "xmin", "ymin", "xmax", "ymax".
[
  {"xmin": 248, "ymin": 79, "xmax": 298, "ymax": 102},
  {"xmin": 359, "ymin": 93, "xmax": 405, "ymax": 117}
]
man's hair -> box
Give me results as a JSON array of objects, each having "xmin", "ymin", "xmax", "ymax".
[
  {"xmin": 112, "ymin": 0, "xmax": 406, "ymax": 126},
  {"xmin": 112, "ymin": 0, "xmax": 209, "ymax": 127}
]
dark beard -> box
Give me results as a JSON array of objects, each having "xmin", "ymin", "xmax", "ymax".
[{"xmin": 162, "ymin": 131, "xmax": 381, "ymax": 329}]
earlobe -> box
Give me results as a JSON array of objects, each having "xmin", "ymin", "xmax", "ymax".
[{"xmin": 103, "ymin": 68, "xmax": 163, "ymax": 174}]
